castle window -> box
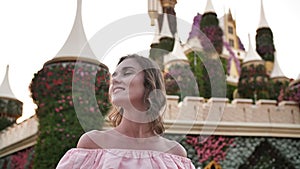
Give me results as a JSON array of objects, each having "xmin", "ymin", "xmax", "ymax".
[
  {"xmin": 229, "ymin": 39, "xmax": 234, "ymax": 47},
  {"xmin": 228, "ymin": 26, "xmax": 233, "ymax": 34}
]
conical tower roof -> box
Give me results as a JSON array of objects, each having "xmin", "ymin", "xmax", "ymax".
[
  {"xmin": 0, "ymin": 65, "xmax": 18, "ymax": 100},
  {"xmin": 164, "ymin": 34, "xmax": 188, "ymax": 65},
  {"xmin": 152, "ymin": 19, "xmax": 161, "ymax": 44},
  {"xmin": 243, "ymin": 34, "xmax": 262, "ymax": 64},
  {"xmin": 204, "ymin": 0, "xmax": 216, "ymax": 14},
  {"xmin": 51, "ymin": 0, "xmax": 98, "ymax": 64},
  {"xmin": 160, "ymin": 13, "xmax": 173, "ymax": 38},
  {"xmin": 270, "ymin": 53, "xmax": 286, "ymax": 78},
  {"xmin": 258, "ymin": 0, "xmax": 269, "ymax": 29},
  {"xmin": 227, "ymin": 8, "xmax": 234, "ymax": 21}
]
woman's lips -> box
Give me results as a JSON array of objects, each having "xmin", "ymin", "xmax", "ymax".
[{"xmin": 113, "ymin": 87, "xmax": 125, "ymax": 94}]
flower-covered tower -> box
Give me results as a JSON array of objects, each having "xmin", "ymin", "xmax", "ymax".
[
  {"xmin": 255, "ymin": 0, "xmax": 275, "ymax": 75},
  {"xmin": 163, "ymin": 34, "xmax": 198, "ymax": 99},
  {"xmin": 29, "ymin": 0, "xmax": 110, "ymax": 168},
  {"xmin": 200, "ymin": 0, "xmax": 224, "ymax": 55},
  {"xmin": 238, "ymin": 35, "xmax": 269, "ymax": 101},
  {"xmin": 0, "ymin": 65, "xmax": 23, "ymax": 130},
  {"xmin": 178, "ymin": 0, "xmax": 228, "ymax": 99}
]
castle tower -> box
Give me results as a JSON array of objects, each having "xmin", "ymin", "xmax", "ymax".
[
  {"xmin": 29, "ymin": 0, "xmax": 110, "ymax": 168},
  {"xmin": 238, "ymin": 35, "xmax": 269, "ymax": 101},
  {"xmin": 164, "ymin": 33, "xmax": 189, "ymax": 69},
  {"xmin": 163, "ymin": 33, "xmax": 198, "ymax": 100},
  {"xmin": 0, "ymin": 65, "xmax": 23, "ymax": 130},
  {"xmin": 149, "ymin": 0, "xmax": 175, "ymax": 70},
  {"xmin": 184, "ymin": 13, "xmax": 204, "ymax": 54},
  {"xmin": 222, "ymin": 9, "xmax": 238, "ymax": 50},
  {"xmin": 200, "ymin": 0, "xmax": 223, "ymax": 55},
  {"xmin": 159, "ymin": 0, "xmax": 177, "ymax": 35},
  {"xmin": 256, "ymin": 0, "xmax": 275, "ymax": 75},
  {"xmin": 269, "ymin": 53, "xmax": 289, "ymax": 101},
  {"xmin": 219, "ymin": 9, "xmax": 244, "ymax": 88}
]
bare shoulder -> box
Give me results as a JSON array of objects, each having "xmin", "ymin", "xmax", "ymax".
[
  {"xmin": 76, "ymin": 130, "xmax": 103, "ymax": 149},
  {"xmin": 160, "ymin": 137, "xmax": 187, "ymax": 157},
  {"xmin": 168, "ymin": 141, "xmax": 187, "ymax": 157}
]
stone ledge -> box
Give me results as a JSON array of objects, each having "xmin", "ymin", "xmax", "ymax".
[
  {"xmin": 102, "ymin": 120, "xmax": 300, "ymax": 138},
  {"xmin": 0, "ymin": 116, "xmax": 38, "ymax": 158},
  {"xmin": 163, "ymin": 120, "xmax": 300, "ymax": 138}
]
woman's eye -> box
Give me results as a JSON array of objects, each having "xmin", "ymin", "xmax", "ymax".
[{"xmin": 124, "ymin": 71, "xmax": 133, "ymax": 76}]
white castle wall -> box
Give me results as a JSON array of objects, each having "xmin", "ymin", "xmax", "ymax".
[
  {"xmin": 0, "ymin": 116, "xmax": 38, "ymax": 157},
  {"xmin": 161, "ymin": 96, "xmax": 300, "ymax": 137},
  {"xmin": 164, "ymin": 96, "xmax": 299, "ymax": 124},
  {"xmin": 0, "ymin": 96, "xmax": 299, "ymax": 157}
]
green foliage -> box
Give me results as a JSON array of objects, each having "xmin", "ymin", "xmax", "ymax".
[
  {"xmin": 226, "ymin": 84, "xmax": 237, "ymax": 101},
  {"xmin": 0, "ymin": 98, "xmax": 22, "ymax": 129},
  {"xmin": 268, "ymin": 79, "xmax": 289, "ymax": 101},
  {"xmin": 239, "ymin": 140, "xmax": 296, "ymax": 169},
  {"xmin": 284, "ymin": 82, "xmax": 300, "ymax": 106},
  {"xmin": 149, "ymin": 37, "xmax": 175, "ymax": 69},
  {"xmin": 220, "ymin": 57, "xmax": 228, "ymax": 75},
  {"xmin": 0, "ymin": 98, "xmax": 22, "ymax": 117},
  {"xmin": 200, "ymin": 13, "xmax": 224, "ymax": 54},
  {"xmin": 238, "ymin": 64, "xmax": 270, "ymax": 101},
  {"xmin": 186, "ymin": 51, "xmax": 226, "ymax": 99},
  {"xmin": 186, "ymin": 51, "xmax": 207, "ymax": 98},
  {"xmin": 256, "ymin": 28, "xmax": 275, "ymax": 62},
  {"xmin": 30, "ymin": 61, "xmax": 111, "ymax": 168},
  {"xmin": 200, "ymin": 13, "xmax": 219, "ymax": 27},
  {"xmin": 164, "ymin": 63, "xmax": 198, "ymax": 101},
  {"xmin": 0, "ymin": 118, "xmax": 13, "ymax": 130},
  {"xmin": 33, "ymin": 104, "xmax": 84, "ymax": 168}
]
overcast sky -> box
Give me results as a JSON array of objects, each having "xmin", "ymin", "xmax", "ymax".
[{"xmin": 0, "ymin": 0, "xmax": 299, "ymax": 122}]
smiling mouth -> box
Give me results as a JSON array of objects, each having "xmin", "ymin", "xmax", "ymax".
[{"xmin": 113, "ymin": 87, "xmax": 125, "ymax": 93}]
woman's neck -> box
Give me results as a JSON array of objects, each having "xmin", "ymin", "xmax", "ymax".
[{"xmin": 115, "ymin": 117, "xmax": 155, "ymax": 138}]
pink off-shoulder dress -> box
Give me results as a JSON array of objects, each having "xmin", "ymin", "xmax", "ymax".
[{"xmin": 56, "ymin": 148, "xmax": 195, "ymax": 169}]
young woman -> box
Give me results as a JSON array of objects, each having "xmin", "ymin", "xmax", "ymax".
[{"xmin": 56, "ymin": 54, "xmax": 195, "ymax": 169}]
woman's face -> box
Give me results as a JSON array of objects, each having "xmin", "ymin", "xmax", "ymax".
[{"xmin": 110, "ymin": 58, "xmax": 146, "ymax": 111}]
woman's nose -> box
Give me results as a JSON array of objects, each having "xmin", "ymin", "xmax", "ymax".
[{"xmin": 111, "ymin": 74, "xmax": 121, "ymax": 84}]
